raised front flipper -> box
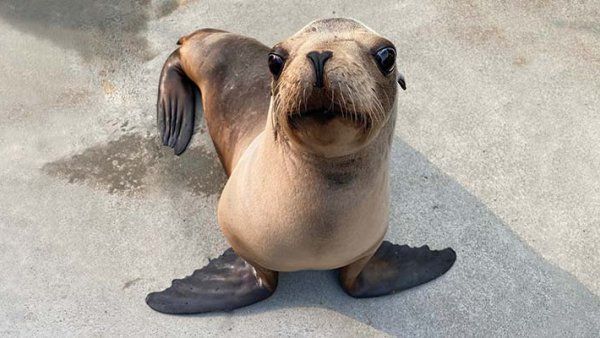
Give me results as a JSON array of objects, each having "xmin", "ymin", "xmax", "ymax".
[
  {"xmin": 146, "ymin": 248, "xmax": 277, "ymax": 314},
  {"xmin": 340, "ymin": 241, "xmax": 456, "ymax": 298},
  {"xmin": 157, "ymin": 49, "xmax": 197, "ymax": 155}
]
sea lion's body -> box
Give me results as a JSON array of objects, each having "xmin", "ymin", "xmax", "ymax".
[
  {"xmin": 147, "ymin": 18, "xmax": 455, "ymax": 315},
  {"xmin": 219, "ymin": 118, "xmax": 392, "ymax": 271},
  {"xmin": 178, "ymin": 28, "xmax": 392, "ymax": 271}
]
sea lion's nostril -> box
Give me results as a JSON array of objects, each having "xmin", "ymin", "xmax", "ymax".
[{"xmin": 307, "ymin": 51, "xmax": 333, "ymax": 88}]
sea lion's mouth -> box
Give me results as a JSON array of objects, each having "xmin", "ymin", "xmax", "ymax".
[
  {"xmin": 295, "ymin": 108, "xmax": 341, "ymax": 122},
  {"xmin": 287, "ymin": 108, "xmax": 371, "ymax": 129}
]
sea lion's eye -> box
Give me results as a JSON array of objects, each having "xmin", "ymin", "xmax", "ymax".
[
  {"xmin": 374, "ymin": 47, "xmax": 396, "ymax": 75},
  {"xmin": 268, "ymin": 53, "xmax": 285, "ymax": 78}
]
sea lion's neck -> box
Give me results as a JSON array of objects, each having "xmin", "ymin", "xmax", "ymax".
[{"xmin": 257, "ymin": 109, "xmax": 396, "ymax": 188}]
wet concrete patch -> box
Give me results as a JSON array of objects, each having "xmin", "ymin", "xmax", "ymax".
[{"xmin": 43, "ymin": 133, "xmax": 226, "ymax": 196}]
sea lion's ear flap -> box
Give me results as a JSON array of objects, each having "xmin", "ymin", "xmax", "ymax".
[
  {"xmin": 157, "ymin": 50, "xmax": 197, "ymax": 155},
  {"xmin": 397, "ymin": 73, "xmax": 406, "ymax": 90}
]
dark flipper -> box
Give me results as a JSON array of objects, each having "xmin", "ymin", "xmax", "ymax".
[
  {"xmin": 157, "ymin": 49, "xmax": 197, "ymax": 155},
  {"xmin": 341, "ymin": 241, "xmax": 456, "ymax": 298},
  {"xmin": 146, "ymin": 248, "xmax": 277, "ymax": 314}
]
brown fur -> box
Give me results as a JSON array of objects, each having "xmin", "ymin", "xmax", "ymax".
[
  {"xmin": 174, "ymin": 19, "xmax": 398, "ymax": 271},
  {"xmin": 178, "ymin": 29, "xmax": 271, "ymax": 174},
  {"xmin": 150, "ymin": 19, "xmax": 457, "ymax": 314}
]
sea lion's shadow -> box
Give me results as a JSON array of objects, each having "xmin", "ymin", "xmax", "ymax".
[{"xmin": 204, "ymin": 137, "xmax": 599, "ymax": 335}]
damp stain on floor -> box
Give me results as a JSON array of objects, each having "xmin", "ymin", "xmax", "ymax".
[{"xmin": 42, "ymin": 133, "xmax": 227, "ymax": 196}]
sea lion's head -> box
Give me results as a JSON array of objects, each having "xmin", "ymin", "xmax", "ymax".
[{"xmin": 268, "ymin": 18, "xmax": 405, "ymax": 158}]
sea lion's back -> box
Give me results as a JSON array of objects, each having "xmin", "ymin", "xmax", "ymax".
[{"xmin": 179, "ymin": 29, "xmax": 272, "ymax": 174}]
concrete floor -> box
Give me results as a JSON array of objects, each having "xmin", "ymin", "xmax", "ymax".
[{"xmin": 1, "ymin": 0, "xmax": 599, "ymax": 336}]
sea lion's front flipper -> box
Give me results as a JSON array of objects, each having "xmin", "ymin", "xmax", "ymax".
[
  {"xmin": 339, "ymin": 241, "xmax": 456, "ymax": 298},
  {"xmin": 157, "ymin": 49, "xmax": 197, "ymax": 155},
  {"xmin": 146, "ymin": 248, "xmax": 277, "ymax": 314}
]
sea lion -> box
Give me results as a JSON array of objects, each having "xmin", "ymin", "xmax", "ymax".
[{"xmin": 146, "ymin": 18, "xmax": 455, "ymax": 314}]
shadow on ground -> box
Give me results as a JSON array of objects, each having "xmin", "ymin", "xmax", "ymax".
[{"xmin": 0, "ymin": 0, "xmax": 182, "ymax": 63}]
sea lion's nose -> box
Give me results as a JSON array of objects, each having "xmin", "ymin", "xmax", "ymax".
[{"xmin": 307, "ymin": 51, "xmax": 333, "ymax": 88}]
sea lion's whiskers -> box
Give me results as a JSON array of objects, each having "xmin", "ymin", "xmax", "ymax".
[
  {"xmin": 303, "ymin": 87, "xmax": 308, "ymax": 113},
  {"xmin": 370, "ymin": 90, "xmax": 384, "ymax": 125},
  {"xmin": 337, "ymin": 83, "xmax": 349, "ymax": 120},
  {"xmin": 329, "ymin": 83, "xmax": 335, "ymax": 112},
  {"xmin": 381, "ymin": 88, "xmax": 392, "ymax": 111},
  {"xmin": 345, "ymin": 83, "xmax": 359, "ymax": 125},
  {"xmin": 355, "ymin": 80, "xmax": 378, "ymax": 127},
  {"xmin": 366, "ymin": 85, "xmax": 385, "ymax": 125}
]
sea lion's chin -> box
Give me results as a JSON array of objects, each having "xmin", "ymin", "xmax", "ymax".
[{"xmin": 283, "ymin": 109, "xmax": 377, "ymax": 158}]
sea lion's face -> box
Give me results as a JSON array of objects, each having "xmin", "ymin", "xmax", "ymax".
[{"xmin": 268, "ymin": 18, "xmax": 401, "ymax": 158}]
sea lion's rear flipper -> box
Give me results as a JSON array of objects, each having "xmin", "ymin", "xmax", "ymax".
[
  {"xmin": 340, "ymin": 241, "xmax": 456, "ymax": 298},
  {"xmin": 146, "ymin": 248, "xmax": 277, "ymax": 314},
  {"xmin": 157, "ymin": 49, "xmax": 197, "ymax": 155}
]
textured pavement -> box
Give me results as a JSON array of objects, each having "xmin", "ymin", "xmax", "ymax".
[{"xmin": 0, "ymin": 0, "xmax": 599, "ymax": 336}]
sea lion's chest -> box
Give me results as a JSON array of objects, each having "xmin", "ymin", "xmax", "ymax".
[{"xmin": 217, "ymin": 140, "xmax": 389, "ymax": 271}]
